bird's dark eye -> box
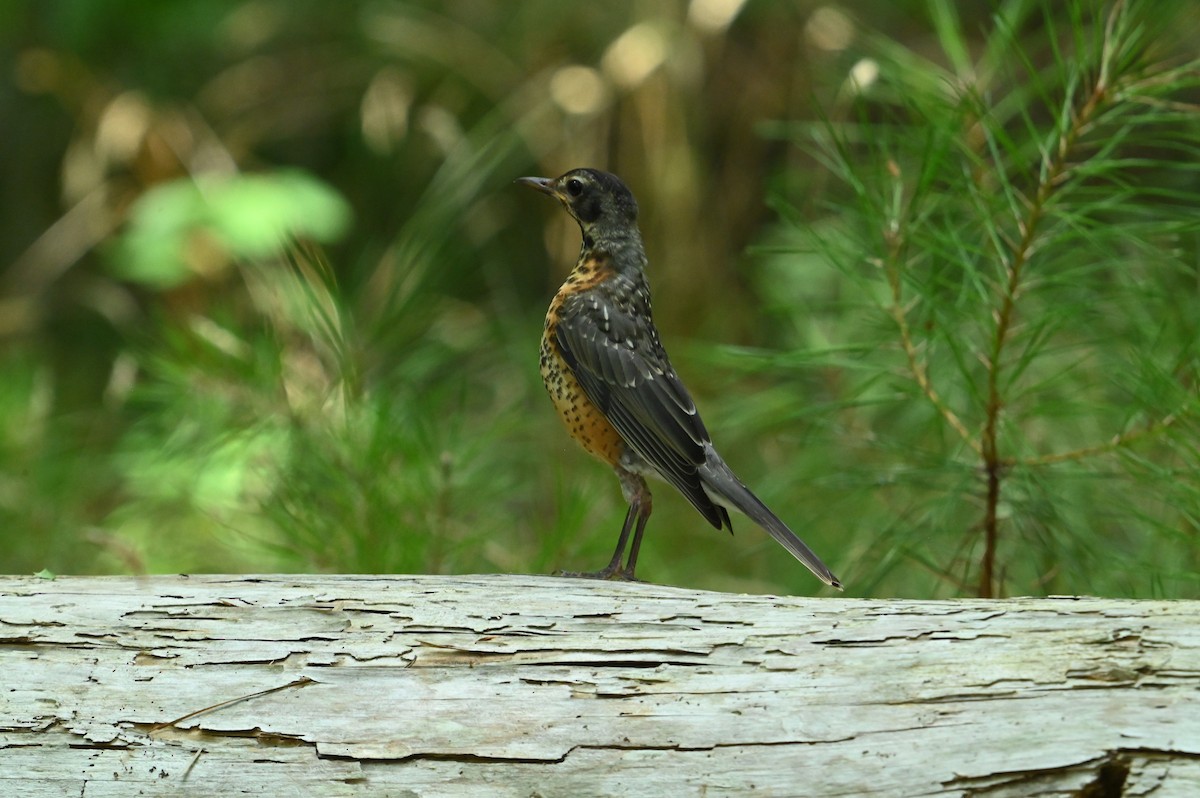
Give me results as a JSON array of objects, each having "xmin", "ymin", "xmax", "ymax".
[{"xmin": 566, "ymin": 178, "xmax": 584, "ymax": 197}]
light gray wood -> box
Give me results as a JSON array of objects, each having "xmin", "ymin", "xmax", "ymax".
[{"xmin": 2, "ymin": 574, "xmax": 1196, "ymax": 796}]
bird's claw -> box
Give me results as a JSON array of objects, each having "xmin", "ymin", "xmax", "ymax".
[{"xmin": 553, "ymin": 567, "xmax": 642, "ymax": 582}]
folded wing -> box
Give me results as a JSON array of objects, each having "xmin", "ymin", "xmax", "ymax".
[{"xmin": 554, "ymin": 279, "xmax": 731, "ymax": 531}]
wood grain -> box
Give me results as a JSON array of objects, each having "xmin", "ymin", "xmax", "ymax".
[{"xmin": 2, "ymin": 574, "xmax": 1197, "ymax": 796}]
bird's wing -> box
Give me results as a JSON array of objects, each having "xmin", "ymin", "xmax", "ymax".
[{"xmin": 554, "ymin": 275, "xmax": 729, "ymax": 530}]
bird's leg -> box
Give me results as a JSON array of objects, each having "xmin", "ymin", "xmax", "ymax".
[
  {"xmin": 554, "ymin": 507, "xmax": 633, "ymax": 580},
  {"xmin": 597, "ymin": 505, "xmax": 637, "ymax": 577},
  {"xmin": 618, "ymin": 490, "xmax": 652, "ymax": 580},
  {"xmin": 611, "ymin": 470, "xmax": 652, "ymax": 581},
  {"xmin": 555, "ymin": 469, "xmax": 651, "ymax": 581},
  {"xmin": 583, "ymin": 490, "xmax": 651, "ymax": 582}
]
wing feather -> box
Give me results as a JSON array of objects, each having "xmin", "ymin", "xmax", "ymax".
[{"xmin": 555, "ymin": 283, "xmax": 727, "ymax": 529}]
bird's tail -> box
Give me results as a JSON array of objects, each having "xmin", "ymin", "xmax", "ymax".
[{"xmin": 699, "ymin": 452, "xmax": 842, "ymax": 590}]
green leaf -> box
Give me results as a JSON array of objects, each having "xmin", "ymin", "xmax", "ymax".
[
  {"xmin": 111, "ymin": 180, "xmax": 206, "ymax": 288},
  {"xmin": 111, "ymin": 171, "xmax": 352, "ymax": 288},
  {"xmin": 206, "ymin": 171, "xmax": 352, "ymax": 259}
]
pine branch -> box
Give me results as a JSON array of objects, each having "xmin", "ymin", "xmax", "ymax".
[{"xmin": 787, "ymin": 0, "xmax": 1200, "ymax": 597}]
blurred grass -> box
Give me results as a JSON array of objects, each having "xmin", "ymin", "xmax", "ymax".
[{"xmin": 1, "ymin": 0, "xmax": 1196, "ymax": 597}]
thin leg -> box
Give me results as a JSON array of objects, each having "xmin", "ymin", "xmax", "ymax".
[
  {"xmin": 598, "ymin": 505, "xmax": 636, "ymax": 577},
  {"xmin": 618, "ymin": 495, "xmax": 652, "ymax": 581},
  {"xmin": 554, "ymin": 467, "xmax": 653, "ymax": 582},
  {"xmin": 555, "ymin": 505, "xmax": 635, "ymax": 580},
  {"xmin": 611, "ymin": 469, "xmax": 652, "ymax": 581}
]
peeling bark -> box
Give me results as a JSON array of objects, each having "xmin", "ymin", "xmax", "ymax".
[{"xmin": 1, "ymin": 574, "xmax": 1197, "ymax": 796}]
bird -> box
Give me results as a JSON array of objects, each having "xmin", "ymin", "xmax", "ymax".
[{"xmin": 517, "ymin": 168, "xmax": 841, "ymax": 589}]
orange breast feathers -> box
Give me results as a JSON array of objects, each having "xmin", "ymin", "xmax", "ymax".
[{"xmin": 539, "ymin": 255, "xmax": 626, "ymax": 466}]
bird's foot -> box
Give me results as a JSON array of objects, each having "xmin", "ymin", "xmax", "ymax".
[{"xmin": 553, "ymin": 566, "xmax": 641, "ymax": 582}]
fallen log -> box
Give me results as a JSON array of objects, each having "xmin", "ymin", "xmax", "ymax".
[{"xmin": 2, "ymin": 574, "xmax": 1197, "ymax": 796}]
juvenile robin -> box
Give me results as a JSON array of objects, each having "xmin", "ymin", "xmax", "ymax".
[{"xmin": 518, "ymin": 168, "xmax": 841, "ymax": 589}]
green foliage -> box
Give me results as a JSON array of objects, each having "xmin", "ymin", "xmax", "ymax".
[
  {"xmin": 759, "ymin": 0, "xmax": 1200, "ymax": 597},
  {"xmin": 112, "ymin": 172, "xmax": 351, "ymax": 288},
  {"xmin": 2, "ymin": 0, "xmax": 1195, "ymax": 599}
]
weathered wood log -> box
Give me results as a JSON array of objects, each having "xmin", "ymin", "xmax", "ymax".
[{"xmin": 1, "ymin": 574, "xmax": 1197, "ymax": 796}]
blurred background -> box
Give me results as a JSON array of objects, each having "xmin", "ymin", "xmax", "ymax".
[{"xmin": 1, "ymin": 0, "xmax": 1197, "ymax": 597}]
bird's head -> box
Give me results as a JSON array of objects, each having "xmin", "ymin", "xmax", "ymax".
[{"xmin": 516, "ymin": 168, "xmax": 640, "ymax": 245}]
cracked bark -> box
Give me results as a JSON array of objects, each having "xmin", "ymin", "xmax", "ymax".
[{"xmin": 1, "ymin": 574, "xmax": 1198, "ymax": 797}]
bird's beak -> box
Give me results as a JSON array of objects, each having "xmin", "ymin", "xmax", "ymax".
[{"xmin": 515, "ymin": 176, "xmax": 558, "ymax": 197}]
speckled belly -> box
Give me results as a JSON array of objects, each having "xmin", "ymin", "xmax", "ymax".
[{"xmin": 540, "ymin": 331, "xmax": 625, "ymax": 466}]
